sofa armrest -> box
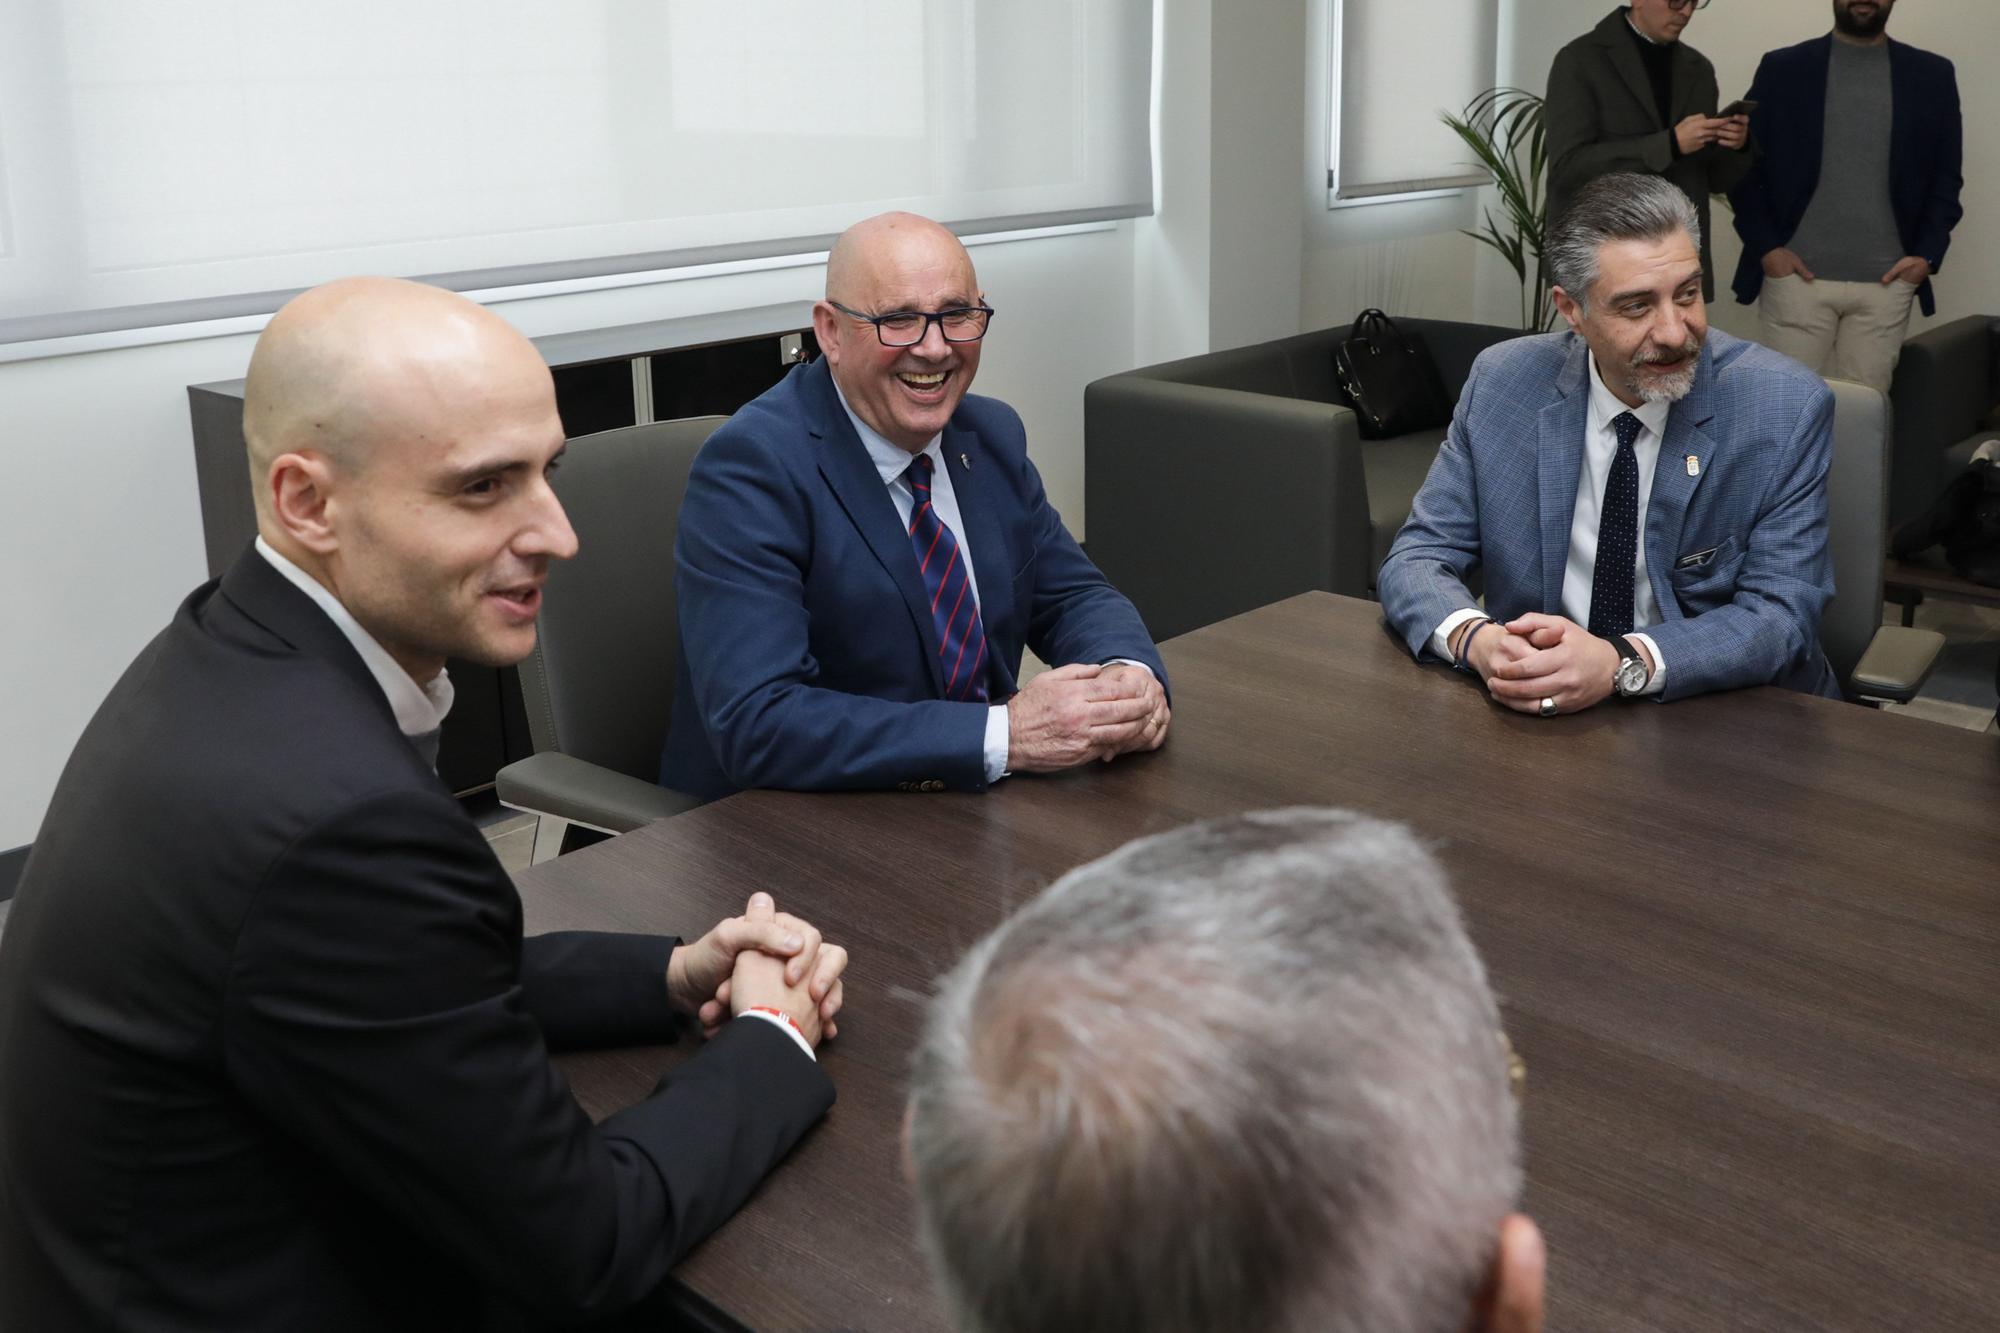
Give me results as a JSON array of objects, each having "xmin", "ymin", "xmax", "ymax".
[{"xmin": 1085, "ymin": 376, "xmax": 1371, "ymax": 639}]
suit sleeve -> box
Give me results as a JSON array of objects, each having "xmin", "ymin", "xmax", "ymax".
[
  {"xmin": 1697, "ymin": 63, "xmax": 1752, "ymax": 195},
  {"xmin": 998, "ymin": 416, "xmax": 1167, "ymax": 689},
  {"xmin": 1728, "ymin": 54, "xmax": 1785, "ymax": 262},
  {"xmin": 1643, "ymin": 384, "xmax": 1835, "ymax": 700},
  {"xmin": 675, "ymin": 427, "xmax": 991, "ymax": 791},
  {"xmin": 1913, "ymin": 61, "xmax": 1963, "ymax": 271},
  {"xmin": 1545, "ymin": 46, "xmax": 1674, "ymax": 205},
  {"xmin": 1377, "ymin": 360, "xmax": 1489, "ymax": 660},
  {"xmin": 223, "ymin": 790, "xmax": 834, "ymax": 1324},
  {"xmin": 519, "ymin": 931, "xmax": 679, "ymax": 1053}
]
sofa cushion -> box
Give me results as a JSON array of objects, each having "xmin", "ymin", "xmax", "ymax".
[{"xmin": 1363, "ymin": 427, "xmax": 1451, "ymax": 574}]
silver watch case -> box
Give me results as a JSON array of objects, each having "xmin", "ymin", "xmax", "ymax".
[{"xmin": 1613, "ymin": 651, "xmax": 1649, "ymax": 696}]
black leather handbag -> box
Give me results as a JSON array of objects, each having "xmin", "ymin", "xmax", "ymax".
[{"xmin": 1331, "ymin": 309, "xmax": 1452, "ymax": 439}]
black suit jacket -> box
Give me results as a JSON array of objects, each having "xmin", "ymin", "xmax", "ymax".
[
  {"xmin": 0, "ymin": 549, "xmax": 834, "ymax": 1331},
  {"xmin": 1544, "ymin": 7, "xmax": 1751, "ymax": 301}
]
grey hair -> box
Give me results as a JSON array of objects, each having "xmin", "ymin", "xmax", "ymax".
[
  {"xmin": 1546, "ymin": 171, "xmax": 1702, "ymax": 310},
  {"xmin": 908, "ymin": 808, "xmax": 1520, "ymax": 1333}
]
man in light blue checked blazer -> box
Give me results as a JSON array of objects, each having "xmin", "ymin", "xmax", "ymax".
[{"xmin": 1380, "ymin": 172, "xmax": 1839, "ymax": 717}]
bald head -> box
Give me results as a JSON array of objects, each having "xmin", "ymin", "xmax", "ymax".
[
  {"xmin": 825, "ymin": 212, "xmax": 976, "ymax": 304},
  {"xmin": 242, "ymin": 277, "xmax": 551, "ymax": 526}
]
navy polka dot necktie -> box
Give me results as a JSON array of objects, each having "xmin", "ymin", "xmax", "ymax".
[
  {"xmin": 904, "ymin": 455, "xmax": 989, "ymax": 701},
  {"xmin": 1588, "ymin": 411, "xmax": 1643, "ymax": 640}
]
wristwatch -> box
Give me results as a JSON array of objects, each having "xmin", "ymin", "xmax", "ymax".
[{"xmin": 1610, "ymin": 636, "xmax": 1650, "ymax": 697}]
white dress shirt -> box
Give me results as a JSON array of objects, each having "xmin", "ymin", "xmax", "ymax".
[
  {"xmin": 255, "ymin": 539, "xmax": 812, "ymax": 1060},
  {"xmin": 1431, "ymin": 352, "xmax": 1670, "ymax": 695},
  {"xmin": 255, "ymin": 537, "xmax": 454, "ymax": 737}
]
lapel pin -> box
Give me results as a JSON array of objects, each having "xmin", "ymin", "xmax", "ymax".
[
  {"xmin": 960, "ymin": 451, "xmax": 970, "ymax": 469},
  {"xmin": 1685, "ymin": 454, "xmax": 1700, "ymax": 477}
]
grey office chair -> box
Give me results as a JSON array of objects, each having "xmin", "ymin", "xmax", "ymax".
[
  {"xmin": 494, "ymin": 416, "xmax": 726, "ymax": 861},
  {"xmin": 1820, "ymin": 379, "xmax": 1943, "ymax": 703}
]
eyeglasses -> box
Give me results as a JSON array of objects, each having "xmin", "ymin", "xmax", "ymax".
[
  {"xmin": 1662, "ymin": 0, "xmax": 1710, "ymax": 12},
  {"xmin": 829, "ymin": 301, "xmax": 995, "ymax": 348}
]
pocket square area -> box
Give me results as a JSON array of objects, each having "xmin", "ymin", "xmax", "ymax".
[{"xmin": 1675, "ymin": 547, "xmax": 1720, "ymax": 570}]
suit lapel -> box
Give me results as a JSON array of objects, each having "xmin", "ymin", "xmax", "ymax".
[
  {"xmin": 805, "ymin": 364, "xmax": 948, "ymax": 694},
  {"xmin": 1644, "ymin": 344, "xmax": 1718, "ymax": 618},
  {"xmin": 1537, "ymin": 339, "xmax": 1591, "ymax": 614},
  {"xmin": 1599, "ymin": 19, "xmax": 1661, "ymax": 128},
  {"xmin": 941, "ymin": 423, "xmax": 1016, "ymax": 695},
  {"xmin": 218, "ymin": 545, "xmax": 402, "ymax": 732}
]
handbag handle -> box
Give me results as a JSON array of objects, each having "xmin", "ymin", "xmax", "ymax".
[{"xmin": 1347, "ymin": 308, "xmax": 1406, "ymax": 356}]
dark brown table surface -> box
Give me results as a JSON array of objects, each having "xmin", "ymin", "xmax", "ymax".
[{"xmin": 521, "ymin": 592, "xmax": 2000, "ymax": 1333}]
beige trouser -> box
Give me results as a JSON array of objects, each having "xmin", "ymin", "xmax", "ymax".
[{"xmin": 1756, "ymin": 274, "xmax": 1918, "ymax": 394}]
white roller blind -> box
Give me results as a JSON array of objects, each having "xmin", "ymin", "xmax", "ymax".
[
  {"xmin": 1331, "ymin": 0, "xmax": 1498, "ymax": 200},
  {"xmin": 0, "ymin": 0, "xmax": 1154, "ymax": 342}
]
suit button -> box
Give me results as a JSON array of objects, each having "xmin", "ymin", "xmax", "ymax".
[
  {"xmin": 927, "ymin": 780, "xmax": 944, "ymax": 792},
  {"xmin": 897, "ymin": 781, "xmax": 912, "ymax": 791}
]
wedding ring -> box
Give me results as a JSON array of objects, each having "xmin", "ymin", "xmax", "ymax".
[{"xmin": 1538, "ymin": 697, "xmax": 1558, "ymax": 718}]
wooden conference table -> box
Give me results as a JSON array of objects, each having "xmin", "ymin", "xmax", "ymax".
[{"xmin": 520, "ymin": 593, "xmax": 2000, "ymax": 1332}]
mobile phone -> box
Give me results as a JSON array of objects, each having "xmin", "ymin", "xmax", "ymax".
[{"xmin": 1719, "ymin": 99, "xmax": 1757, "ymax": 118}]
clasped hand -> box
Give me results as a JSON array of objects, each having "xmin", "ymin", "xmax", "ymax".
[
  {"xmin": 667, "ymin": 891, "xmax": 847, "ymax": 1048},
  {"xmin": 1005, "ymin": 662, "xmax": 1169, "ymax": 772},
  {"xmin": 1465, "ymin": 614, "xmax": 1623, "ymax": 716}
]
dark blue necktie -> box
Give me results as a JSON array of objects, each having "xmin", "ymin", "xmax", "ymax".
[
  {"xmin": 905, "ymin": 455, "xmax": 988, "ymax": 702},
  {"xmin": 1588, "ymin": 411, "xmax": 1643, "ymax": 640}
]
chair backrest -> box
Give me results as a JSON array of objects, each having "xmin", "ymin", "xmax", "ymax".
[
  {"xmin": 1820, "ymin": 379, "xmax": 1890, "ymax": 691},
  {"xmin": 517, "ymin": 416, "xmax": 727, "ymax": 780}
]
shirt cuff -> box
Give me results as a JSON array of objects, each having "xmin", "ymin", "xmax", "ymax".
[
  {"xmin": 1104, "ymin": 658, "xmax": 1154, "ymax": 678},
  {"xmin": 984, "ymin": 704, "xmax": 1011, "ymax": 784},
  {"xmin": 737, "ymin": 1009, "xmax": 816, "ymax": 1061},
  {"xmin": 1432, "ymin": 608, "xmax": 1490, "ymax": 663},
  {"xmin": 1631, "ymin": 632, "xmax": 1668, "ymax": 697}
]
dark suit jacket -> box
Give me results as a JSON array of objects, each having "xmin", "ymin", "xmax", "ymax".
[
  {"xmin": 1545, "ymin": 8, "xmax": 1751, "ymax": 301},
  {"xmin": 661, "ymin": 356, "xmax": 1166, "ymax": 800},
  {"xmin": 1378, "ymin": 330, "xmax": 1841, "ymax": 702},
  {"xmin": 0, "ymin": 550, "xmax": 833, "ymax": 1332},
  {"xmin": 1727, "ymin": 36, "xmax": 1963, "ymax": 316}
]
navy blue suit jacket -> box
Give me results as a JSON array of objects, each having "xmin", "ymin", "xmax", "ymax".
[
  {"xmin": 661, "ymin": 357, "xmax": 1165, "ymax": 800},
  {"xmin": 1378, "ymin": 330, "xmax": 1840, "ymax": 702},
  {"xmin": 1728, "ymin": 36, "xmax": 1962, "ymax": 316}
]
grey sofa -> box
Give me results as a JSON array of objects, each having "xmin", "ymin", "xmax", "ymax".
[
  {"xmin": 1886, "ymin": 314, "xmax": 2000, "ymax": 529},
  {"xmin": 1083, "ymin": 318, "xmax": 1520, "ymax": 639}
]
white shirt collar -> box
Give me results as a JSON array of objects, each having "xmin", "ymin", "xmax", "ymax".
[
  {"xmin": 254, "ymin": 537, "xmax": 454, "ymax": 738},
  {"xmin": 1624, "ymin": 12, "xmax": 1665, "ymax": 46},
  {"xmin": 832, "ymin": 375, "xmax": 945, "ymax": 485},
  {"xmin": 1585, "ymin": 350, "xmax": 1673, "ymax": 443}
]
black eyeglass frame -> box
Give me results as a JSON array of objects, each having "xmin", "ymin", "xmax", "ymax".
[
  {"xmin": 1662, "ymin": 0, "xmax": 1711, "ymax": 11},
  {"xmin": 828, "ymin": 300, "xmax": 996, "ymax": 347}
]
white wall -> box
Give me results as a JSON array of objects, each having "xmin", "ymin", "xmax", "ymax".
[
  {"xmin": 0, "ymin": 226, "xmax": 1138, "ymax": 849},
  {"xmin": 1507, "ymin": 0, "xmax": 2000, "ymax": 339}
]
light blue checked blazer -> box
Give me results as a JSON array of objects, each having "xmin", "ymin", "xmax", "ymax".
[{"xmin": 1378, "ymin": 329, "xmax": 1839, "ymax": 701}]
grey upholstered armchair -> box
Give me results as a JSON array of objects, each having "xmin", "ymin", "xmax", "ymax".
[
  {"xmin": 1886, "ymin": 315, "xmax": 2000, "ymax": 530},
  {"xmin": 1083, "ymin": 317, "xmax": 1519, "ymax": 640},
  {"xmin": 494, "ymin": 417, "xmax": 726, "ymax": 861}
]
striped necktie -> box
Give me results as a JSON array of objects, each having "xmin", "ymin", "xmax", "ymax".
[{"xmin": 905, "ymin": 454, "xmax": 988, "ymax": 702}]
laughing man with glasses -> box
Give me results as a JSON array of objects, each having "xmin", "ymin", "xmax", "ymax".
[
  {"xmin": 662, "ymin": 212, "xmax": 1168, "ymax": 801},
  {"xmin": 1545, "ymin": 1, "xmax": 1749, "ymax": 303}
]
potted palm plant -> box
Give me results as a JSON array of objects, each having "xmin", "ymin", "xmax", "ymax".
[{"xmin": 1442, "ymin": 88, "xmax": 1554, "ymax": 332}]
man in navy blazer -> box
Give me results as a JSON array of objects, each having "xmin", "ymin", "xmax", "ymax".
[
  {"xmin": 663, "ymin": 213, "xmax": 1168, "ymax": 799},
  {"xmin": 1728, "ymin": 0, "xmax": 1962, "ymax": 393},
  {"xmin": 1380, "ymin": 173, "xmax": 1838, "ymax": 716}
]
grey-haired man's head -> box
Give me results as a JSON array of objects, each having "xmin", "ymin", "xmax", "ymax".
[{"xmin": 907, "ymin": 808, "xmax": 1543, "ymax": 1333}]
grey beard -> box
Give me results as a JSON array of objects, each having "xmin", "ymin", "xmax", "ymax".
[{"xmin": 1636, "ymin": 362, "xmax": 1698, "ymax": 403}]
